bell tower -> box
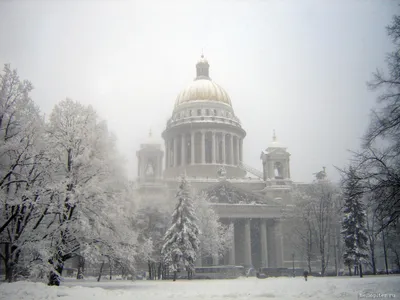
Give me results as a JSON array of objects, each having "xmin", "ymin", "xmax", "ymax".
[
  {"xmin": 260, "ymin": 130, "xmax": 291, "ymax": 182},
  {"xmin": 136, "ymin": 130, "xmax": 164, "ymax": 183}
]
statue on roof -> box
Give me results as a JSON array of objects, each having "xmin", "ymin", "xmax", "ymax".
[{"xmin": 313, "ymin": 167, "xmax": 327, "ymax": 180}]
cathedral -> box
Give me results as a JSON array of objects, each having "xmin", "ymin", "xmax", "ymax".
[{"xmin": 135, "ymin": 55, "xmax": 303, "ymax": 270}]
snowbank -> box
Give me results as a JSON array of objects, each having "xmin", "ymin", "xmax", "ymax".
[{"xmin": 0, "ymin": 276, "xmax": 399, "ymax": 300}]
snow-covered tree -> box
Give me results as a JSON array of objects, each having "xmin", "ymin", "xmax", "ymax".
[
  {"xmin": 131, "ymin": 198, "xmax": 172, "ymax": 279},
  {"xmin": 289, "ymin": 187, "xmax": 317, "ymax": 274},
  {"xmin": 161, "ymin": 176, "xmax": 200, "ymax": 281},
  {"xmin": 43, "ymin": 99, "xmax": 139, "ymax": 285},
  {"xmin": 308, "ymin": 178, "xmax": 338, "ymax": 276},
  {"xmin": 194, "ymin": 192, "xmax": 233, "ymax": 264},
  {"xmin": 341, "ymin": 166, "xmax": 369, "ymax": 277},
  {"xmin": 0, "ymin": 64, "xmax": 50, "ymax": 282}
]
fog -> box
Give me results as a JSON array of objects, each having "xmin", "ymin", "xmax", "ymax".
[{"xmin": 0, "ymin": 0, "xmax": 396, "ymax": 183}]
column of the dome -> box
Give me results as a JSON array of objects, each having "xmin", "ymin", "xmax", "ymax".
[
  {"xmin": 235, "ymin": 136, "xmax": 240, "ymax": 165},
  {"xmin": 222, "ymin": 132, "xmax": 226, "ymax": 164},
  {"xmin": 239, "ymin": 138, "xmax": 243, "ymax": 162},
  {"xmin": 165, "ymin": 140, "xmax": 169, "ymax": 168},
  {"xmin": 181, "ymin": 134, "xmax": 185, "ymax": 166},
  {"xmin": 201, "ymin": 131, "xmax": 205, "ymax": 164},
  {"xmin": 212, "ymin": 131, "xmax": 216, "ymax": 164},
  {"xmin": 191, "ymin": 132, "xmax": 195, "ymax": 165},
  {"xmin": 173, "ymin": 137, "xmax": 178, "ymax": 167},
  {"xmin": 230, "ymin": 134, "xmax": 234, "ymax": 165}
]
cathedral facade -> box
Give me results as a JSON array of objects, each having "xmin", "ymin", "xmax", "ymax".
[{"xmin": 135, "ymin": 55, "xmax": 300, "ymax": 270}]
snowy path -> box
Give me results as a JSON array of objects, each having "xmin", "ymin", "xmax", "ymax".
[{"xmin": 1, "ymin": 276, "xmax": 400, "ymax": 300}]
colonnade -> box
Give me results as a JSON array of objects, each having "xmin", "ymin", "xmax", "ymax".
[
  {"xmin": 196, "ymin": 218, "xmax": 284, "ymax": 269},
  {"xmin": 165, "ymin": 130, "xmax": 243, "ymax": 168}
]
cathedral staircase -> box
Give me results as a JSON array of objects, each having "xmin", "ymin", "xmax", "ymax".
[{"xmin": 238, "ymin": 161, "xmax": 264, "ymax": 179}]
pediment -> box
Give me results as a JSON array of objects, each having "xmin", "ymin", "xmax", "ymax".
[{"xmin": 203, "ymin": 180, "xmax": 273, "ymax": 205}]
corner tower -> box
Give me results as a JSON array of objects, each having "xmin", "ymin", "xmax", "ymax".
[
  {"xmin": 162, "ymin": 55, "xmax": 246, "ymax": 179},
  {"xmin": 137, "ymin": 130, "xmax": 164, "ymax": 183},
  {"xmin": 261, "ymin": 131, "xmax": 291, "ymax": 182}
]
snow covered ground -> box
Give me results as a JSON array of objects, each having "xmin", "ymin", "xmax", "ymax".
[{"xmin": 1, "ymin": 276, "xmax": 399, "ymax": 300}]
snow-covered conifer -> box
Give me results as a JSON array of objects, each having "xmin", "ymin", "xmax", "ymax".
[
  {"xmin": 341, "ymin": 166, "xmax": 369, "ymax": 277},
  {"xmin": 161, "ymin": 176, "xmax": 200, "ymax": 280}
]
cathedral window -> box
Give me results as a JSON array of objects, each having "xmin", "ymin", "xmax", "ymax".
[
  {"xmin": 214, "ymin": 109, "xmax": 217, "ymax": 116},
  {"xmin": 197, "ymin": 109, "xmax": 202, "ymax": 116}
]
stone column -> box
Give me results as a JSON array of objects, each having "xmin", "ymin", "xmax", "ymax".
[
  {"xmin": 212, "ymin": 131, "xmax": 216, "ymax": 164},
  {"xmin": 230, "ymin": 134, "xmax": 234, "ymax": 165},
  {"xmin": 244, "ymin": 219, "xmax": 252, "ymax": 267},
  {"xmin": 201, "ymin": 131, "xmax": 205, "ymax": 164},
  {"xmin": 228, "ymin": 221, "xmax": 236, "ymax": 265},
  {"xmin": 274, "ymin": 220, "xmax": 284, "ymax": 268},
  {"xmin": 212, "ymin": 253, "xmax": 219, "ymax": 266},
  {"xmin": 222, "ymin": 133, "xmax": 226, "ymax": 164},
  {"xmin": 165, "ymin": 141, "xmax": 169, "ymax": 169},
  {"xmin": 191, "ymin": 132, "xmax": 195, "ymax": 165},
  {"xmin": 159, "ymin": 155, "xmax": 163, "ymax": 177},
  {"xmin": 260, "ymin": 219, "xmax": 268, "ymax": 267},
  {"xmin": 239, "ymin": 138, "xmax": 243, "ymax": 162},
  {"xmin": 235, "ymin": 136, "xmax": 240, "ymax": 165},
  {"xmin": 173, "ymin": 137, "xmax": 178, "ymax": 167},
  {"xmin": 181, "ymin": 134, "xmax": 185, "ymax": 166}
]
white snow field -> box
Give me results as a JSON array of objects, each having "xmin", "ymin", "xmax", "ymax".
[{"xmin": 1, "ymin": 276, "xmax": 399, "ymax": 300}]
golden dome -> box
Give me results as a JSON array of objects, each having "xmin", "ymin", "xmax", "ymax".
[
  {"xmin": 174, "ymin": 79, "xmax": 232, "ymax": 108},
  {"xmin": 174, "ymin": 55, "xmax": 232, "ymax": 108}
]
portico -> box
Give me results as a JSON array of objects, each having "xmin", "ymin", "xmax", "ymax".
[
  {"xmin": 196, "ymin": 180, "xmax": 286, "ymax": 269},
  {"xmin": 215, "ymin": 208, "xmax": 283, "ymax": 268}
]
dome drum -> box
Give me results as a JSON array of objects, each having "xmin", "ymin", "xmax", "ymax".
[{"xmin": 163, "ymin": 55, "xmax": 247, "ymax": 179}]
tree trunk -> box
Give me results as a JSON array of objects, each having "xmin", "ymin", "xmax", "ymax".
[
  {"xmin": 320, "ymin": 252, "xmax": 325, "ymax": 277},
  {"xmin": 173, "ymin": 271, "xmax": 177, "ymax": 281},
  {"xmin": 48, "ymin": 263, "xmax": 64, "ymax": 286},
  {"xmin": 109, "ymin": 257, "xmax": 112, "ymax": 280},
  {"xmin": 5, "ymin": 262, "xmax": 14, "ymax": 283},
  {"xmin": 148, "ymin": 260, "xmax": 152, "ymax": 280},
  {"xmin": 77, "ymin": 256, "xmax": 85, "ymax": 279},
  {"xmin": 348, "ymin": 265, "xmax": 352, "ymax": 276},
  {"xmin": 158, "ymin": 263, "xmax": 162, "ymax": 280},
  {"xmin": 152, "ymin": 263, "xmax": 156, "ymax": 280},
  {"xmin": 359, "ymin": 263, "xmax": 363, "ymax": 278},
  {"xmin": 97, "ymin": 261, "xmax": 105, "ymax": 282},
  {"xmin": 393, "ymin": 249, "xmax": 400, "ymax": 270},
  {"xmin": 382, "ymin": 229, "xmax": 389, "ymax": 275},
  {"xmin": 370, "ymin": 244, "xmax": 377, "ymax": 275}
]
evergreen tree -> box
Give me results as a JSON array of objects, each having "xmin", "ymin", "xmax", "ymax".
[
  {"xmin": 341, "ymin": 166, "xmax": 369, "ymax": 277},
  {"xmin": 161, "ymin": 176, "xmax": 200, "ymax": 281}
]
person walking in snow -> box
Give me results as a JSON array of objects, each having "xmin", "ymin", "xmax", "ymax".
[{"xmin": 303, "ymin": 270, "xmax": 309, "ymax": 281}]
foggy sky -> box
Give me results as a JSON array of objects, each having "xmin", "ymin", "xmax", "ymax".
[{"xmin": 0, "ymin": 0, "xmax": 397, "ymax": 183}]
